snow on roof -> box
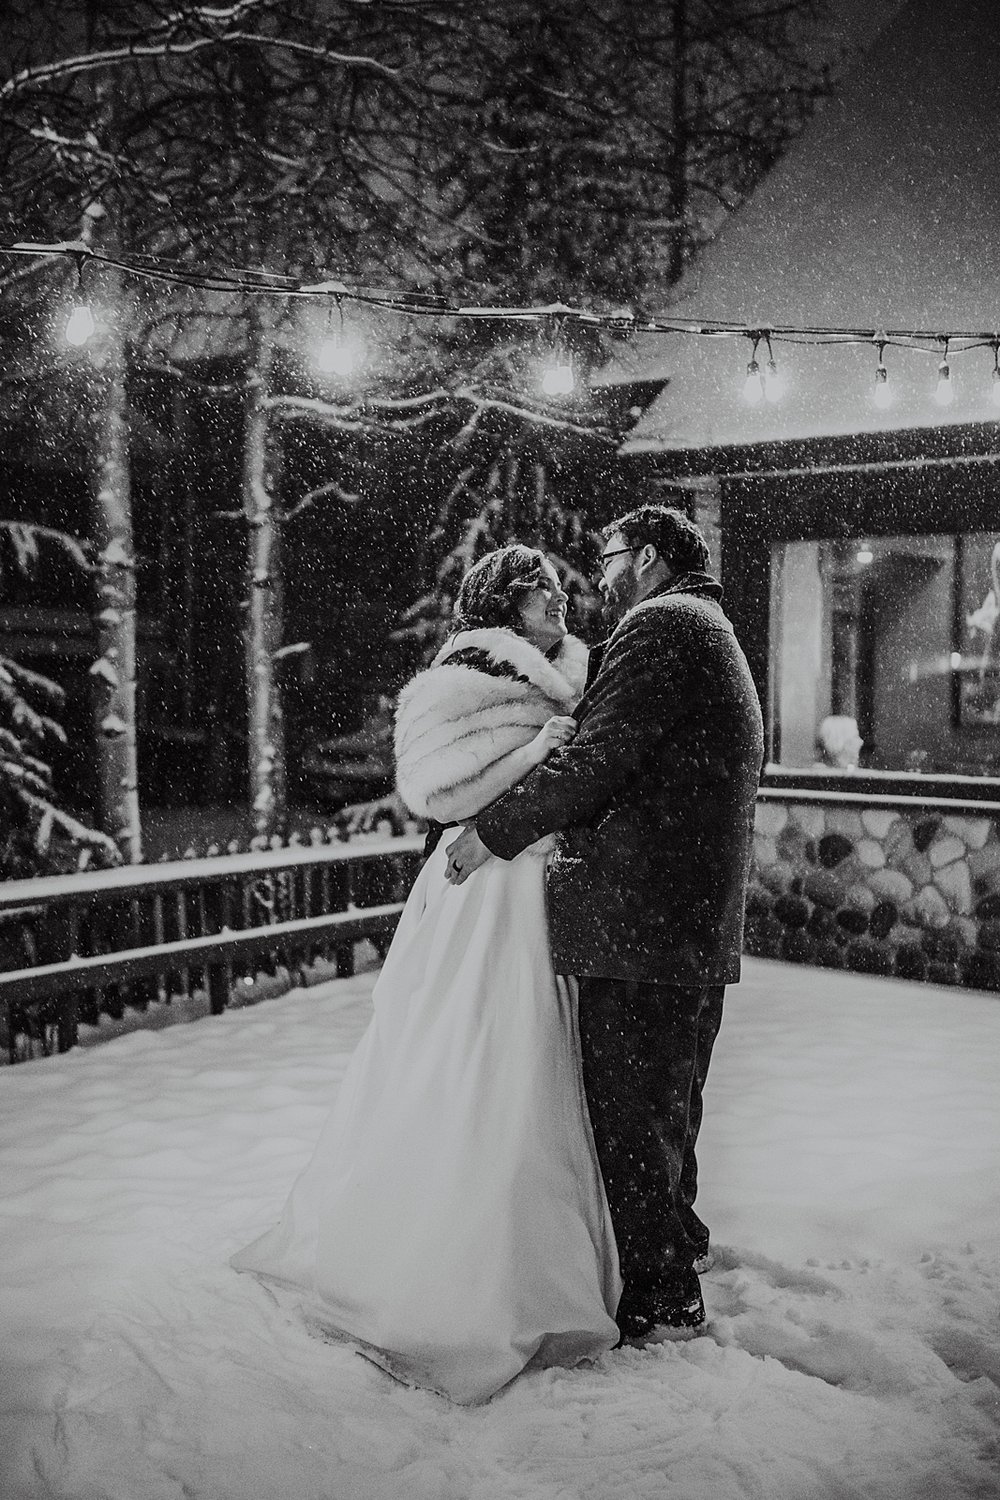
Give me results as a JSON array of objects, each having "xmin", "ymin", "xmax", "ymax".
[{"xmin": 604, "ymin": 0, "xmax": 1000, "ymax": 454}]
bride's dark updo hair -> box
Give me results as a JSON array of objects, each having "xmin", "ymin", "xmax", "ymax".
[{"xmin": 451, "ymin": 544, "xmax": 549, "ymax": 635}]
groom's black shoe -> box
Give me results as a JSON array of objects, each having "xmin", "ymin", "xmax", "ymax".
[{"xmin": 616, "ymin": 1268, "xmax": 706, "ymax": 1345}]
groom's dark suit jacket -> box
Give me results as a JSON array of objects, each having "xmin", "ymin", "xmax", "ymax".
[{"xmin": 475, "ymin": 573, "xmax": 764, "ymax": 986}]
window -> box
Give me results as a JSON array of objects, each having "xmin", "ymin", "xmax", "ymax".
[{"xmin": 769, "ymin": 532, "xmax": 1000, "ymax": 779}]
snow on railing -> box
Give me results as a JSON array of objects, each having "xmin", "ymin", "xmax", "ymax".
[{"xmin": 0, "ymin": 827, "xmax": 425, "ymax": 1065}]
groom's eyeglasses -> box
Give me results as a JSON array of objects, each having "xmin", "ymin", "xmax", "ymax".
[{"xmin": 596, "ymin": 547, "xmax": 634, "ymax": 578}]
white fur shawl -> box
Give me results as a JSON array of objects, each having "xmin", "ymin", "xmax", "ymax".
[{"xmin": 394, "ymin": 629, "xmax": 589, "ymax": 822}]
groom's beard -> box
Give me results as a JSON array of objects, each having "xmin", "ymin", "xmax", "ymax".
[{"xmin": 601, "ymin": 573, "xmax": 638, "ymax": 627}]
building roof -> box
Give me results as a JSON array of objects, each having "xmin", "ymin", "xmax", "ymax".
[{"xmin": 603, "ymin": 0, "xmax": 1000, "ymax": 455}]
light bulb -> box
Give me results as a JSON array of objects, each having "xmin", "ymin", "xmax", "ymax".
[
  {"xmin": 763, "ymin": 358, "xmax": 783, "ymax": 403},
  {"xmin": 316, "ymin": 334, "xmax": 356, "ymax": 376},
  {"xmin": 743, "ymin": 359, "xmax": 763, "ymax": 405},
  {"xmin": 856, "ymin": 546, "xmax": 874, "ymax": 565},
  {"xmin": 935, "ymin": 360, "xmax": 954, "ymax": 406},
  {"xmin": 991, "ymin": 367, "xmax": 1000, "ymax": 409},
  {"xmin": 873, "ymin": 364, "xmax": 892, "ymax": 409},
  {"xmin": 65, "ymin": 303, "xmax": 96, "ymax": 346},
  {"xmin": 541, "ymin": 360, "xmax": 574, "ymax": 396}
]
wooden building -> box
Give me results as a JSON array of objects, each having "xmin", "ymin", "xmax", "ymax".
[{"xmin": 599, "ymin": 0, "xmax": 1000, "ymax": 987}]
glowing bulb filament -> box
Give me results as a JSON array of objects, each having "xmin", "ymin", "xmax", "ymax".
[
  {"xmin": 743, "ymin": 359, "xmax": 763, "ymax": 405},
  {"xmin": 65, "ymin": 303, "xmax": 95, "ymax": 346},
  {"xmin": 935, "ymin": 359, "xmax": 954, "ymax": 406}
]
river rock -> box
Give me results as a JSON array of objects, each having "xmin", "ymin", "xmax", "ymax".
[
  {"xmin": 944, "ymin": 814, "xmax": 990, "ymax": 850},
  {"xmin": 868, "ymin": 868, "xmax": 914, "ymax": 903},
  {"xmin": 929, "ymin": 834, "xmax": 966, "ymax": 869},
  {"xmin": 862, "ymin": 809, "xmax": 898, "ymax": 840},
  {"xmin": 856, "ymin": 838, "xmax": 886, "ymax": 868},
  {"xmin": 754, "ymin": 802, "xmax": 787, "ymax": 837},
  {"xmin": 934, "ymin": 860, "xmax": 973, "ymax": 915},
  {"xmin": 914, "ymin": 884, "xmax": 950, "ymax": 930}
]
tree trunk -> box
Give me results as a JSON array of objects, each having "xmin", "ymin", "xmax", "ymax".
[
  {"xmin": 668, "ymin": 0, "xmax": 689, "ymax": 287},
  {"xmin": 242, "ymin": 302, "xmax": 287, "ymax": 840},
  {"xmin": 89, "ymin": 264, "xmax": 142, "ymax": 863}
]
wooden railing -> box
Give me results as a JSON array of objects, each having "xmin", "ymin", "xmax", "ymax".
[{"xmin": 0, "ymin": 832, "xmax": 425, "ymax": 1065}]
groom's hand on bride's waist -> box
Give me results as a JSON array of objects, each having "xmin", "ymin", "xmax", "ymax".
[{"xmin": 444, "ymin": 825, "xmax": 491, "ymax": 885}]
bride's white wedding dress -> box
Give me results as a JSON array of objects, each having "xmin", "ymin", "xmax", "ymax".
[{"xmin": 231, "ymin": 627, "xmax": 620, "ymax": 1404}]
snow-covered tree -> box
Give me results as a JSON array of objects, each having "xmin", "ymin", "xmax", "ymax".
[
  {"xmin": 387, "ymin": 0, "xmax": 829, "ymax": 649},
  {"xmin": 0, "ymin": 0, "xmax": 828, "ymax": 826},
  {"xmin": 1, "ymin": 0, "xmax": 492, "ymax": 837},
  {"xmin": 0, "ymin": 523, "xmax": 119, "ymax": 877}
]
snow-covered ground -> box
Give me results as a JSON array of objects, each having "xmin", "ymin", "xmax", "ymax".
[{"xmin": 1, "ymin": 957, "xmax": 998, "ymax": 1500}]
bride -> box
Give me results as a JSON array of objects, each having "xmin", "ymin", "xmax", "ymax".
[{"xmin": 232, "ymin": 544, "xmax": 621, "ymax": 1404}]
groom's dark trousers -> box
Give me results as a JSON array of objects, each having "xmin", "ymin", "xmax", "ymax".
[{"xmin": 576, "ymin": 976, "xmax": 725, "ymax": 1300}]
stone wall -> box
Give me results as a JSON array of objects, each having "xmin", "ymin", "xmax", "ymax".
[{"xmin": 746, "ymin": 795, "xmax": 1000, "ymax": 990}]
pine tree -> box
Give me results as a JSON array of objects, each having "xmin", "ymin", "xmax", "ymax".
[
  {"xmin": 393, "ymin": 0, "xmax": 829, "ymax": 651},
  {"xmin": 393, "ymin": 382, "xmax": 637, "ymax": 661},
  {"xmin": 0, "ymin": 523, "xmax": 119, "ymax": 876}
]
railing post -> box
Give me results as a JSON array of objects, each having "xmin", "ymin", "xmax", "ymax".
[
  {"xmin": 0, "ymin": 834, "xmax": 422, "ymax": 1062},
  {"xmin": 47, "ymin": 903, "xmax": 79, "ymax": 1054},
  {"xmin": 204, "ymin": 880, "xmax": 235, "ymax": 1015},
  {"xmin": 334, "ymin": 844, "xmax": 356, "ymax": 977}
]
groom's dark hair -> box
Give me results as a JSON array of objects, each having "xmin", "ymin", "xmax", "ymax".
[{"xmin": 606, "ymin": 505, "xmax": 710, "ymax": 576}]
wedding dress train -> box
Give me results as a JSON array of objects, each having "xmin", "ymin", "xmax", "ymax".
[{"xmin": 232, "ymin": 837, "xmax": 621, "ymax": 1404}]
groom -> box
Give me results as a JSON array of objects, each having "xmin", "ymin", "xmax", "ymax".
[{"xmin": 445, "ymin": 505, "xmax": 764, "ymax": 1339}]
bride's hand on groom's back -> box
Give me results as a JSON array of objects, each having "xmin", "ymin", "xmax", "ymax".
[{"xmin": 529, "ymin": 715, "xmax": 577, "ymax": 765}]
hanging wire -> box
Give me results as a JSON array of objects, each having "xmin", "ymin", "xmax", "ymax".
[{"xmin": 4, "ymin": 240, "xmax": 1000, "ymax": 356}]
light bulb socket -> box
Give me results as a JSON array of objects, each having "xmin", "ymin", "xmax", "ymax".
[{"xmin": 873, "ymin": 363, "xmax": 892, "ymax": 409}]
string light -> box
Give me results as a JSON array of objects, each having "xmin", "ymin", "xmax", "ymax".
[
  {"xmin": 4, "ymin": 241, "xmax": 1000, "ymax": 349},
  {"xmin": 873, "ymin": 338, "xmax": 892, "ymax": 409},
  {"xmin": 63, "ymin": 251, "xmax": 96, "ymax": 345},
  {"xmin": 935, "ymin": 339, "xmax": 954, "ymax": 406},
  {"xmin": 7, "ymin": 240, "xmax": 1000, "ymax": 414},
  {"xmin": 762, "ymin": 335, "xmax": 783, "ymax": 403},
  {"xmin": 316, "ymin": 333, "xmax": 356, "ymax": 375},
  {"xmin": 743, "ymin": 336, "xmax": 764, "ymax": 405},
  {"xmin": 539, "ymin": 318, "xmax": 575, "ymax": 396},
  {"xmin": 315, "ymin": 298, "xmax": 358, "ymax": 377},
  {"xmin": 64, "ymin": 302, "xmax": 96, "ymax": 346},
  {"xmin": 541, "ymin": 356, "xmax": 574, "ymax": 396}
]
